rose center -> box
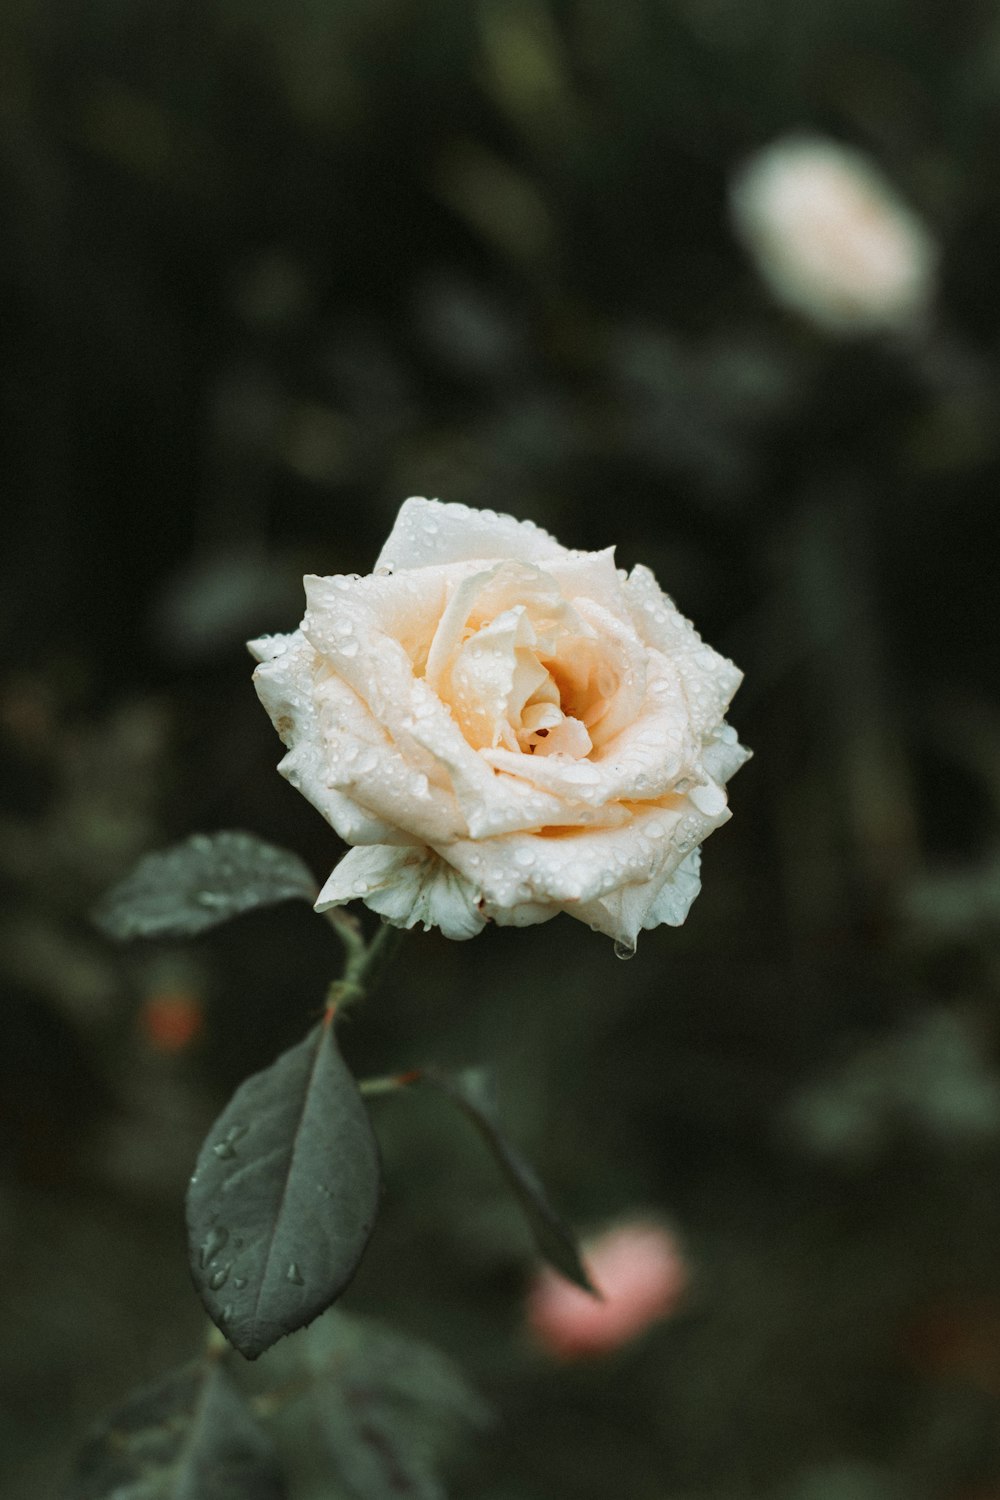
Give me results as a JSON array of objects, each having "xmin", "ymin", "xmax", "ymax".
[{"xmin": 423, "ymin": 564, "xmax": 624, "ymax": 761}]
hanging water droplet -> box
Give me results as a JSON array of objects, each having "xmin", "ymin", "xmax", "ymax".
[
  {"xmin": 614, "ymin": 939, "xmax": 637, "ymax": 961},
  {"xmin": 286, "ymin": 1262, "xmax": 304, "ymax": 1285},
  {"xmin": 209, "ymin": 1263, "xmax": 231, "ymax": 1291},
  {"xmin": 199, "ymin": 1225, "xmax": 230, "ymax": 1268}
]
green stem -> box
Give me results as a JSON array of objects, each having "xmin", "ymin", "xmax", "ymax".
[
  {"xmin": 352, "ymin": 919, "xmax": 404, "ymax": 992},
  {"xmin": 324, "ymin": 907, "xmax": 367, "ymax": 970},
  {"xmin": 359, "ymin": 1068, "xmax": 423, "ymax": 1097},
  {"xmin": 326, "ymin": 918, "xmax": 406, "ymax": 1016}
]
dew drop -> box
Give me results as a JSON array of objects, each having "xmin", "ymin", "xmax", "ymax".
[
  {"xmin": 614, "ymin": 939, "xmax": 637, "ymax": 961},
  {"xmin": 212, "ymin": 1125, "xmax": 248, "ymax": 1161},
  {"xmin": 209, "ymin": 1263, "xmax": 231, "ymax": 1291},
  {"xmin": 222, "ymin": 1304, "xmax": 233, "ymax": 1322},
  {"xmin": 233, "ymin": 1276, "xmax": 247, "ymax": 1289},
  {"xmin": 199, "ymin": 1225, "xmax": 230, "ymax": 1268},
  {"xmin": 286, "ymin": 1262, "xmax": 305, "ymax": 1285}
]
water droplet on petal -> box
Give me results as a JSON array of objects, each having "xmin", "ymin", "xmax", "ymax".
[
  {"xmin": 233, "ymin": 1276, "xmax": 248, "ymax": 1289},
  {"xmin": 209, "ymin": 1263, "xmax": 231, "ymax": 1291},
  {"xmin": 286, "ymin": 1262, "xmax": 304, "ymax": 1285},
  {"xmin": 614, "ymin": 939, "xmax": 637, "ymax": 961}
]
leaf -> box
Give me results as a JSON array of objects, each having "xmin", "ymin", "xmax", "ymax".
[
  {"xmin": 68, "ymin": 1359, "xmax": 287, "ymax": 1500},
  {"xmin": 252, "ymin": 1309, "xmax": 490, "ymax": 1500},
  {"xmin": 94, "ymin": 831, "xmax": 317, "ymax": 940},
  {"xmin": 188, "ymin": 1017, "xmax": 381, "ymax": 1360},
  {"xmin": 422, "ymin": 1068, "xmax": 596, "ymax": 1295}
]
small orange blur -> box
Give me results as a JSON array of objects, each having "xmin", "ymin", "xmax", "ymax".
[{"xmin": 139, "ymin": 991, "xmax": 204, "ymax": 1055}]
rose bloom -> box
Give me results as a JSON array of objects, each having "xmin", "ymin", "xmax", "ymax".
[
  {"xmin": 730, "ymin": 134, "xmax": 937, "ymax": 334},
  {"xmin": 527, "ymin": 1221, "xmax": 688, "ymax": 1360},
  {"xmin": 250, "ymin": 498, "xmax": 748, "ymax": 948}
]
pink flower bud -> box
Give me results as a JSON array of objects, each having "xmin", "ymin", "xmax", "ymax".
[{"xmin": 526, "ymin": 1220, "xmax": 688, "ymax": 1360}]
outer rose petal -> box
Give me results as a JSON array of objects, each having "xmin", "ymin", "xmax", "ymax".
[
  {"xmin": 316, "ymin": 845, "xmax": 486, "ymax": 941},
  {"xmin": 575, "ymin": 851, "xmax": 703, "ymax": 945},
  {"xmin": 375, "ymin": 496, "xmax": 570, "ymax": 572},
  {"xmin": 250, "ymin": 631, "xmax": 401, "ymax": 846},
  {"xmin": 624, "ymin": 565, "xmax": 743, "ymax": 737},
  {"xmin": 440, "ymin": 797, "xmax": 728, "ymax": 939}
]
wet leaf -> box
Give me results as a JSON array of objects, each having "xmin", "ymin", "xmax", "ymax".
[
  {"xmin": 68, "ymin": 1358, "xmax": 287, "ymax": 1500},
  {"xmin": 94, "ymin": 831, "xmax": 317, "ymax": 940},
  {"xmin": 423, "ymin": 1068, "xmax": 596, "ymax": 1294},
  {"xmin": 252, "ymin": 1309, "xmax": 490, "ymax": 1500},
  {"xmin": 188, "ymin": 1017, "xmax": 381, "ymax": 1360}
]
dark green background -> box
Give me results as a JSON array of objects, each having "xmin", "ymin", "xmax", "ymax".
[{"xmin": 2, "ymin": 2, "xmax": 1000, "ymax": 1496}]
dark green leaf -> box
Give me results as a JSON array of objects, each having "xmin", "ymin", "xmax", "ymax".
[
  {"xmin": 251, "ymin": 1310, "xmax": 490, "ymax": 1500},
  {"xmin": 423, "ymin": 1068, "xmax": 596, "ymax": 1294},
  {"xmin": 68, "ymin": 1359, "xmax": 287, "ymax": 1500},
  {"xmin": 188, "ymin": 1018, "xmax": 381, "ymax": 1360},
  {"xmin": 94, "ymin": 831, "xmax": 317, "ymax": 940}
]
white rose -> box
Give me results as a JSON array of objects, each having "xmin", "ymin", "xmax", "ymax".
[
  {"xmin": 250, "ymin": 498, "xmax": 749, "ymax": 950},
  {"xmin": 730, "ymin": 134, "xmax": 937, "ymax": 334}
]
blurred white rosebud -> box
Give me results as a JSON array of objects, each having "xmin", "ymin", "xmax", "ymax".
[{"xmin": 730, "ymin": 134, "xmax": 937, "ymax": 334}]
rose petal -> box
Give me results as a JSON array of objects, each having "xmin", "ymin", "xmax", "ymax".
[
  {"xmin": 304, "ymin": 577, "xmax": 611, "ymax": 839},
  {"xmin": 375, "ymin": 496, "xmax": 570, "ymax": 573},
  {"xmin": 440, "ymin": 796, "xmax": 728, "ymax": 924},
  {"xmin": 253, "ymin": 631, "xmax": 402, "ymax": 845},
  {"xmin": 701, "ymin": 722, "xmax": 754, "ymax": 785},
  {"xmin": 446, "ymin": 608, "xmax": 546, "ymax": 750},
  {"xmin": 316, "ymin": 845, "xmax": 486, "ymax": 941},
  {"xmin": 482, "ymin": 648, "xmax": 693, "ymax": 806},
  {"xmin": 625, "ymin": 565, "xmax": 743, "ymax": 737},
  {"xmin": 543, "ymin": 548, "xmax": 630, "ymax": 618},
  {"xmin": 575, "ymin": 851, "xmax": 703, "ymax": 945}
]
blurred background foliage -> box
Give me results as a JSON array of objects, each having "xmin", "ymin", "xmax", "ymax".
[{"xmin": 2, "ymin": 0, "xmax": 1000, "ymax": 1495}]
